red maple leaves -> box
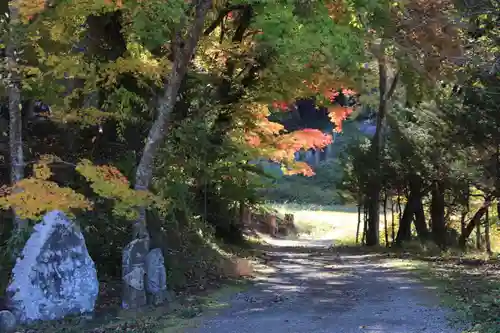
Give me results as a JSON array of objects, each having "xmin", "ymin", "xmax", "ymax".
[{"xmin": 272, "ymin": 101, "xmax": 289, "ymax": 111}]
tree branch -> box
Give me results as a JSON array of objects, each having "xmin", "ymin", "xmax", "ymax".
[
  {"xmin": 386, "ymin": 70, "xmax": 400, "ymax": 100},
  {"xmin": 204, "ymin": 5, "xmax": 246, "ymax": 36}
]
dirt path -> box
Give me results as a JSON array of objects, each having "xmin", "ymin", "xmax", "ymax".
[{"xmin": 190, "ymin": 238, "xmax": 463, "ymax": 333}]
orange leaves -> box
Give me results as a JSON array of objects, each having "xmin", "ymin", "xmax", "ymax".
[
  {"xmin": 299, "ymin": 66, "xmax": 354, "ymax": 101},
  {"xmin": 284, "ymin": 161, "xmax": 315, "ymax": 177},
  {"xmin": 240, "ymin": 96, "xmax": 351, "ymax": 176},
  {"xmin": 324, "ymin": 0, "xmax": 348, "ymax": 22},
  {"xmin": 282, "ymin": 128, "xmax": 333, "ymax": 150},
  {"xmin": 96, "ymin": 165, "xmax": 130, "ymax": 186},
  {"xmin": 242, "ymin": 105, "xmax": 333, "ymax": 176},
  {"xmin": 245, "ymin": 133, "xmax": 261, "ymax": 147},
  {"xmin": 104, "ymin": 0, "xmax": 123, "ymax": 8},
  {"xmin": 257, "ymin": 128, "xmax": 332, "ymax": 164},
  {"xmin": 328, "ymin": 106, "xmax": 353, "ymax": 132},
  {"xmin": 14, "ymin": 0, "xmax": 46, "ymax": 22}
]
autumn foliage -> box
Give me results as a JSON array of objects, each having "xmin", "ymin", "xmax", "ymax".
[{"xmin": 0, "ymin": 158, "xmax": 91, "ymax": 219}]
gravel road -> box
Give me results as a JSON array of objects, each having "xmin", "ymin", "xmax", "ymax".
[{"xmin": 191, "ymin": 237, "xmax": 463, "ymax": 333}]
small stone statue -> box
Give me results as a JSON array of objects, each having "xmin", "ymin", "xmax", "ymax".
[
  {"xmin": 121, "ymin": 238, "xmax": 149, "ymax": 309},
  {"xmin": 145, "ymin": 248, "xmax": 169, "ymax": 306}
]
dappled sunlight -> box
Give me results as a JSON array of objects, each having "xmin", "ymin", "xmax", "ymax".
[{"xmin": 193, "ymin": 238, "xmax": 462, "ymax": 332}]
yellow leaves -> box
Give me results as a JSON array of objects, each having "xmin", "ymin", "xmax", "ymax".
[
  {"xmin": 33, "ymin": 161, "xmax": 52, "ymax": 180},
  {"xmin": 75, "ymin": 159, "xmax": 161, "ymax": 219},
  {"xmin": 101, "ymin": 55, "xmax": 170, "ymax": 88},
  {"xmin": 249, "ymin": 103, "xmax": 271, "ymax": 119},
  {"xmin": 0, "ymin": 155, "xmax": 92, "ymax": 219},
  {"xmin": 44, "ymin": 53, "xmax": 93, "ymax": 81},
  {"xmin": 196, "ymin": 26, "xmax": 257, "ymax": 75},
  {"xmin": 0, "ymin": 179, "xmax": 91, "ymax": 220}
]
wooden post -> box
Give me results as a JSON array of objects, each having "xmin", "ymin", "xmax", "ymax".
[
  {"xmin": 485, "ymin": 206, "xmax": 491, "ymax": 254},
  {"xmin": 268, "ymin": 214, "xmax": 277, "ymax": 237},
  {"xmin": 356, "ymin": 196, "xmax": 361, "ymax": 244},
  {"xmin": 240, "ymin": 202, "xmax": 252, "ymax": 227},
  {"xmin": 383, "ymin": 190, "xmax": 389, "ymax": 247},
  {"xmin": 391, "ymin": 198, "xmax": 395, "ymax": 245},
  {"xmin": 284, "ymin": 213, "xmax": 294, "ymax": 226}
]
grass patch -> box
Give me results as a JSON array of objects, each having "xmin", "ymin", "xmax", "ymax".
[
  {"xmin": 16, "ymin": 280, "xmax": 252, "ymax": 333},
  {"xmin": 269, "ymin": 202, "xmax": 391, "ymax": 243},
  {"xmin": 269, "ymin": 202, "xmax": 359, "ymax": 238}
]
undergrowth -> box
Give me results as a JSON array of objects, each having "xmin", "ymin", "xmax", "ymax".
[
  {"xmin": 388, "ymin": 256, "xmax": 500, "ymax": 333},
  {"xmin": 2, "ymin": 209, "xmax": 258, "ymax": 333}
]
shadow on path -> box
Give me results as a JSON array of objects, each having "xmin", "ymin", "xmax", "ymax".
[{"xmin": 190, "ymin": 237, "xmax": 463, "ymax": 333}]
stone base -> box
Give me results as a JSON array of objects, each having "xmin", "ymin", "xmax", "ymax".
[
  {"xmin": 122, "ymin": 286, "xmax": 147, "ymax": 309},
  {"xmin": 0, "ymin": 310, "xmax": 16, "ymax": 332}
]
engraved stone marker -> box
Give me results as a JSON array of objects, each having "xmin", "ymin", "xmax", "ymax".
[{"xmin": 6, "ymin": 210, "xmax": 99, "ymax": 323}]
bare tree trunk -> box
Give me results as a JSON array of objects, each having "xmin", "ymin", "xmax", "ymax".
[
  {"xmin": 123, "ymin": 0, "xmax": 212, "ymax": 309},
  {"xmin": 6, "ymin": 0, "xmax": 26, "ymax": 231},
  {"xmin": 459, "ymin": 197, "xmax": 491, "ymax": 248},
  {"xmin": 133, "ymin": 1, "xmax": 212, "ymax": 238},
  {"xmin": 383, "ymin": 190, "xmax": 388, "ymax": 247},
  {"xmin": 460, "ymin": 186, "xmax": 470, "ymax": 236},
  {"xmin": 397, "ymin": 189, "xmax": 402, "ymax": 223},
  {"xmin": 476, "ymin": 215, "xmax": 482, "ymax": 250},
  {"xmin": 356, "ymin": 195, "xmax": 361, "ymax": 244},
  {"xmin": 362, "ymin": 201, "xmax": 368, "ymax": 245},
  {"xmin": 430, "ymin": 180, "xmax": 446, "ymax": 248},
  {"xmin": 414, "ymin": 196, "xmax": 429, "ymax": 241},
  {"xmin": 485, "ymin": 206, "xmax": 491, "ymax": 255},
  {"xmin": 366, "ymin": 44, "xmax": 399, "ymax": 246},
  {"xmin": 391, "ymin": 197, "xmax": 395, "ymax": 245},
  {"xmin": 396, "ymin": 175, "xmax": 429, "ymax": 244},
  {"xmin": 396, "ymin": 194, "xmax": 413, "ymax": 244}
]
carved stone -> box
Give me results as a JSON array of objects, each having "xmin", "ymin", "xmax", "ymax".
[
  {"xmin": 121, "ymin": 238, "xmax": 149, "ymax": 309},
  {"xmin": 6, "ymin": 210, "xmax": 98, "ymax": 323}
]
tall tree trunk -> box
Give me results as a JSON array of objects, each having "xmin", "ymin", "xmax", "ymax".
[
  {"xmin": 391, "ymin": 197, "xmax": 395, "ymax": 245},
  {"xmin": 396, "ymin": 194, "xmax": 413, "ymax": 244},
  {"xmin": 6, "ymin": 0, "xmax": 26, "ymax": 231},
  {"xmin": 397, "ymin": 189, "xmax": 402, "ymax": 222},
  {"xmin": 383, "ymin": 190, "xmax": 389, "ymax": 247},
  {"xmin": 123, "ymin": 0, "xmax": 212, "ymax": 309},
  {"xmin": 356, "ymin": 195, "xmax": 361, "ymax": 244},
  {"xmin": 460, "ymin": 185, "xmax": 470, "ymax": 236},
  {"xmin": 460, "ymin": 210, "xmax": 467, "ymax": 236},
  {"xmin": 430, "ymin": 180, "xmax": 446, "ymax": 247},
  {"xmin": 458, "ymin": 197, "xmax": 491, "ymax": 248},
  {"xmin": 366, "ymin": 44, "xmax": 399, "ymax": 246},
  {"xmin": 414, "ymin": 196, "xmax": 429, "ymax": 241},
  {"xmin": 132, "ymin": 1, "xmax": 212, "ymax": 238},
  {"xmin": 476, "ymin": 216, "xmax": 482, "ymax": 250},
  {"xmin": 362, "ymin": 200, "xmax": 368, "ymax": 245},
  {"xmin": 485, "ymin": 206, "xmax": 491, "ymax": 255},
  {"xmin": 395, "ymin": 176, "xmax": 428, "ymax": 244}
]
